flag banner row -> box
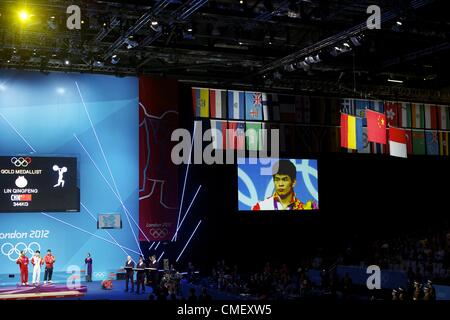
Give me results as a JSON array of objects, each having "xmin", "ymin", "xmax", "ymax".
[
  {"xmin": 193, "ymin": 88, "xmax": 450, "ymax": 131},
  {"xmin": 202, "ymin": 119, "xmax": 448, "ymax": 157}
]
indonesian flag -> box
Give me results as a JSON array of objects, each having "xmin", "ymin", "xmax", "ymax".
[
  {"xmin": 367, "ymin": 109, "xmax": 387, "ymax": 144},
  {"xmin": 389, "ymin": 127, "xmax": 407, "ymax": 158}
]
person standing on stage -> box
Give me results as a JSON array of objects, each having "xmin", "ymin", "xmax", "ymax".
[
  {"xmin": 16, "ymin": 250, "xmax": 29, "ymax": 286},
  {"xmin": 147, "ymin": 255, "xmax": 159, "ymax": 288},
  {"xmin": 44, "ymin": 249, "xmax": 56, "ymax": 284},
  {"xmin": 124, "ymin": 255, "xmax": 135, "ymax": 292},
  {"xmin": 31, "ymin": 250, "xmax": 44, "ymax": 285},
  {"xmin": 136, "ymin": 255, "xmax": 146, "ymax": 294},
  {"xmin": 85, "ymin": 253, "xmax": 93, "ymax": 282}
]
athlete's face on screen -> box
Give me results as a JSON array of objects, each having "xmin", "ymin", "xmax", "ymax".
[{"xmin": 273, "ymin": 174, "xmax": 296, "ymax": 197}]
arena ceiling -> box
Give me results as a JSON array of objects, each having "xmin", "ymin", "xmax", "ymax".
[{"xmin": 0, "ymin": 0, "xmax": 449, "ymax": 101}]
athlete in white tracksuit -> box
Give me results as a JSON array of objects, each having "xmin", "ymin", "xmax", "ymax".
[{"xmin": 31, "ymin": 251, "xmax": 44, "ymax": 285}]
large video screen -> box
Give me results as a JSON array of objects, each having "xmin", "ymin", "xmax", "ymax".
[
  {"xmin": 238, "ymin": 158, "xmax": 319, "ymax": 211},
  {"xmin": 0, "ymin": 156, "xmax": 79, "ymax": 212}
]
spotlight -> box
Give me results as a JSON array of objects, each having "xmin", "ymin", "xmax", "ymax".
[
  {"xmin": 273, "ymin": 71, "xmax": 282, "ymax": 79},
  {"xmin": 350, "ymin": 36, "xmax": 362, "ymax": 47},
  {"xmin": 306, "ymin": 56, "xmax": 315, "ymax": 64},
  {"xmin": 297, "ymin": 61, "xmax": 310, "ymax": 71},
  {"xmin": 396, "ymin": 21, "xmax": 403, "ymax": 26},
  {"xmin": 343, "ymin": 42, "xmax": 350, "ymax": 48},
  {"xmin": 19, "ymin": 10, "xmax": 30, "ymax": 22},
  {"xmin": 388, "ymin": 78, "xmax": 403, "ymax": 84},
  {"xmin": 94, "ymin": 60, "xmax": 104, "ymax": 67},
  {"xmin": 284, "ymin": 63, "xmax": 296, "ymax": 72},
  {"xmin": 287, "ymin": 0, "xmax": 299, "ymax": 18},
  {"xmin": 64, "ymin": 59, "xmax": 70, "ymax": 66},
  {"xmin": 151, "ymin": 23, "xmax": 162, "ymax": 32},
  {"xmin": 111, "ymin": 54, "xmax": 120, "ymax": 65},
  {"xmin": 47, "ymin": 16, "xmax": 57, "ymax": 30},
  {"xmin": 124, "ymin": 38, "xmax": 138, "ymax": 49}
]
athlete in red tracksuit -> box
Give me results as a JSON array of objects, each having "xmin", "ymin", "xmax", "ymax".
[{"xmin": 16, "ymin": 251, "xmax": 29, "ymax": 285}]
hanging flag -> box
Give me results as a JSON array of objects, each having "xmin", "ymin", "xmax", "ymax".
[
  {"xmin": 425, "ymin": 130, "xmax": 439, "ymax": 155},
  {"xmin": 266, "ymin": 93, "xmax": 280, "ymax": 121},
  {"xmin": 399, "ymin": 102, "xmax": 412, "ymax": 128},
  {"xmin": 259, "ymin": 123, "xmax": 269, "ymax": 152},
  {"xmin": 355, "ymin": 99, "xmax": 370, "ymax": 125},
  {"xmin": 424, "ymin": 104, "xmax": 438, "ymax": 129},
  {"xmin": 340, "ymin": 113, "xmax": 363, "ymax": 150},
  {"xmin": 296, "ymin": 95, "xmax": 311, "ymax": 124},
  {"xmin": 404, "ymin": 129, "xmax": 413, "ymax": 154},
  {"xmin": 372, "ymin": 100, "xmax": 384, "ymax": 113},
  {"xmin": 357, "ymin": 127, "xmax": 371, "ymax": 153},
  {"xmin": 227, "ymin": 90, "xmax": 245, "ymax": 119},
  {"xmin": 366, "ymin": 109, "xmax": 387, "ymax": 144},
  {"xmin": 192, "ymin": 87, "xmax": 209, "ymax": 117},
  {"xmin": 245, "ymin": 92, "xmax": 263, "ymax": 120},
  {"xmin": 389, "ymin": 127, "xmax": 407, "ymax": 158},
  {"xmin": 385, "ymin": 101, "xmax": 400, "ymax": 127},
  {"xmin": 438, "ymin": 106, "xmax": 450, "ymax": 130},
  {"xmin": 262, "ymin": 93, "xmax": 269, "ymax": 121},
  {"xmin": 278, "ymin": 95, "xmax": 297, "ymax": 122},
  {"xmin": 210, "ymin": 120, "xmax": 227, "ymax": 149},
  {"xmin": 267, "ymin": 123, "xmax": 282, "ymax": 152},
  {"xmin": 327, "ymin": 98, "xmax": 341, "ymax": 126},
  {"xmin": 341, "ymin": 98, "xmax": 355, "ymax": 115},
  {"xmin": 439, "ymin": 131, "xmax": 449, "ymax": 156},
  {"xmin": 227, "ymin": 121, "xmax": 245, "ymax": 150},
  {"xmin": 412, "ymin": 130, "xmax": 426, "ymax": 155},
  {"xmin": 209, "ymin": 89, "xmax": 227, "ymax": 118},
  {"xmin": 246, "ymin": 122, "xmax": 262, "ymax": 151},
  {"xmin": 411, "ymin": 103, "xmax": 425, "ymax": 128},
  {"xmin": 371, "ymin": 142, "xmax": 386, "ymax": 154}
]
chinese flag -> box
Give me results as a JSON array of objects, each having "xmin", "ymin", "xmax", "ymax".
[{"xmin": 367, "ymin": 109, "xmax": 387, "ymax": 144}]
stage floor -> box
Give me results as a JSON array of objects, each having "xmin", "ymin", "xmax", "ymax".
[
  {"xmin": 52, "ymin": 281, "xmax": 155, "ymax": 300},
  {"xmin": 0, "ymin": 281, "xmax": 154, "ymax": 300}
]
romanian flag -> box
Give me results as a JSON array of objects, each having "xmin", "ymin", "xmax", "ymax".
[
  {"xmin": 340, "ymin": 113, "xmax": 363, "ymax": 150},
  {"xmin": 192, "ymin": 88, "xmax": 209, "ymax": 117}
]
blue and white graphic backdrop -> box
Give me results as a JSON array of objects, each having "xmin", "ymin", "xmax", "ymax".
[
  {"xmin": 0, "ymin": 70, "xmax": 139, "ymax": 281},
  {"xmin": 237, "ymin": 158, "xmax": 319, "ymax": 210}
]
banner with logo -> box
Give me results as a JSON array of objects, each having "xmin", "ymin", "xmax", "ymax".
[
  {"xmin": 0, "ymin": 69, "xmax": 139, "ymax": 279},
  {"xmin": 139, "ymin": 76, "xmax": 179, "ymax": 242}
]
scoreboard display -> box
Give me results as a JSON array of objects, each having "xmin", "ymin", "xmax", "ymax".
[{"xmin": 0, "ymin": 156, "xmax": 80, "ymax": 212}]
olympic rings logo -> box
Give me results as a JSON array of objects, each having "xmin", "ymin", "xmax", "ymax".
[
  {"xmin": 11, "ymin": 157, "xmax": 32, "ymax": 167},
  {"xmin": 94, "ymin": 272, "xmax": 106, "ymax": 278},
  {"xmin": 1, "ymin": 242, "xmax": 41, "ymax": 261},
  {"xmin": 149, "ymin": 228, "xmax": 168, "ymax": 238}
]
